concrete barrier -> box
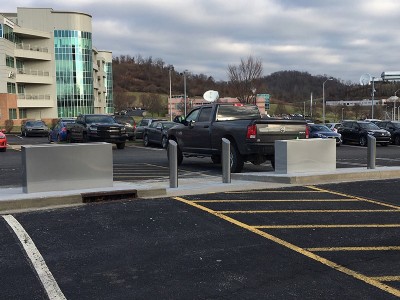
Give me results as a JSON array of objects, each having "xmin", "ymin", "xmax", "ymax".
[
  {"xmin": 22, "ymin": 143, "xmax": 113, "ymax": 193},
  {"xmin": 275, "ymin": 139, "xmax": 336, "ymax": 174}
]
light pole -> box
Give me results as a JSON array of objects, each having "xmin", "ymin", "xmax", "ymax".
[
  {"xmin": 169, "ymin": 68, "xmax": 172, "ymax": 121},
  {"xmin": 371, "ymin": 76, "xmax": 375, "ymax": 119},
  {"xmin": 322, "ymin": 78, "xmax": 333, "ymax": 124},
  {"xmin": 183, "ymin": 70, "xmax": 188, "ymax": 116},
  {"xmin": 394, "ymin": 89, "xmax": 400, "ymax": 121},
  {"xmin": 341, "ymin": 107, "xmax": 344, "ymax": 121}
]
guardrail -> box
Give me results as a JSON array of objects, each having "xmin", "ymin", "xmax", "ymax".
[
  {"xmin": 18, "ymin": 94, "xmax": 51, "ymax": 100},
  {"xmin": 15, "ymin": 43, "xmax": 49, "ymax": 53},
  {"xmin": 17, "ymin": 68, "xmax": 50, "ymax": 76}
]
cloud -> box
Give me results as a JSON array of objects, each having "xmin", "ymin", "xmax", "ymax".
[{"xmin": 4, "ymin": 1, "xmax": 400, "ymax": 83}]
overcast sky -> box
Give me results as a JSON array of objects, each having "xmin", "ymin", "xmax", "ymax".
[{"xmin": 3, "ymin": 1, "xmax": 400, "ymax": 83}]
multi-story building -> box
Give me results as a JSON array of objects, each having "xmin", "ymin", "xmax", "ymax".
[{"xmin": 0, "ymin": 7, "xmax": 113, "ymax": 126}]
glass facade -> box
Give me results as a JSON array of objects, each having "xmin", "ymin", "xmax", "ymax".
[
  {"xmin": 54, "ymin": 30, "xmax": 94, "ymax": 117},
  {"xmin": 104, "ymin": 62, "xmax": 114, "ymax": 114}
]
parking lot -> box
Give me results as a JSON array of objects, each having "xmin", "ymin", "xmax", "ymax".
[
  {"xmin": 0, "ymin": 181, "xmax": 399, "ymax": 299},
  {"xmin": 1, "ymin": 134, "xmax": 399, "ymax": 298}
]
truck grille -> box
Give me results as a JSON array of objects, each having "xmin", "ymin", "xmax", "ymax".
[{"xmin": 97, "ymin": 126, "xmax": 121, "ymax": 138}]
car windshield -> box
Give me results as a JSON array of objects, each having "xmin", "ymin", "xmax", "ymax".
[
  {"xmin": 86, "ymin": 115, "xmax": 115, "ymax": 124},
  {"xmin": 359, "ymin": 122, "xmax": 380, "ymax": 130},
  {"xmin": 114, "ymin": 116, "xmax": 135, "ymax": 125},
  {"xmin": 310, "ymin": 125, "xmax": 331, "ymax": 132},
  {"xmin": 28, "ymin": 121, "xmax": 45, "ymax": 126}
]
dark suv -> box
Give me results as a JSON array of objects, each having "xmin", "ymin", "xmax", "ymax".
[
  {"xmin": 376, "ymin": 120, "xmax": 400, "ymax": 145},
  {"xmin": 338, "ymin": 120, "xmax": 391, "ymax": 146}
]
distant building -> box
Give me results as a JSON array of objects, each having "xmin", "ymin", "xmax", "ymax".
[{"xmin": 0, "ymin": 7, "xmax": 113, "ymax": 125}]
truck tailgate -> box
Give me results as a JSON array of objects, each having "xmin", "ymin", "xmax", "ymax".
[{"xmin": 254, "ymin": 119, "xmax": 307, "ymax": 142}]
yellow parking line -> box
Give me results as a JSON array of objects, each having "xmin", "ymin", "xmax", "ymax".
[
  {"xmin": 227, "ymin": 190, "xmax": 325, "ymax": 194},
  {"xmin": 193, "ymin": 199, "xmax": 356, "ymax": 203},
  {"xmin": 371, "ymin": 276, "xmax": 400, "ymax": 282},
  {"xmin": 218, "ymin": 209, "xmax": 397, "ymax": 214},
  {"xmin": 306, "ymin": 246, "xmax": 400, "ymax": 251},
  {"xmin": 306, "ymin": 186, "xmax": 400, "ymax": 210},
  {"xmin": 173, "ymin": 196, "xmax": 400, "ymax": 297},
  {"xmin": 254, "ymin": 224, "xmax": 400, "ymax": 229}
]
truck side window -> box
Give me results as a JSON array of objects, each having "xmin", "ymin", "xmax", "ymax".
[
  {"xmin": 186, "ymin": 108, "xmax": 200, "ymax": 122},
  {"xmin": 197, "ymin": 107, "xmax": 212, "ymax": 122}
]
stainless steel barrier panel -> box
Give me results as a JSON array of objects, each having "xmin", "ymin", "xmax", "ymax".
[
  {"xmin": 275, "ymin": 139, "xmax": 336, "ymax": 174},
  {"xmin": 168, "ymin": 140, "xmax": 178, "ymax": 188},
  {"xmin": 367, "ymin": 136, "xmax": 376, "ymax": 169},
  {"xmin": 222, "ymin": 138, "xmax": 231, "ymax": 183},
  {"xmin": 22, "ymin": 143, "xmax": 113, "ymax": 193}
]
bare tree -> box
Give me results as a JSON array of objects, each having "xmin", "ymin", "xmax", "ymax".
[{"xmin": 227, "ymin": 55, "xmax": 263, "ymax": 104}]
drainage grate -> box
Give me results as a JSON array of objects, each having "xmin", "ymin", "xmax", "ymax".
[{"xmin": 81, "ymin": 189, "xmax": 138, "ymax": 203}]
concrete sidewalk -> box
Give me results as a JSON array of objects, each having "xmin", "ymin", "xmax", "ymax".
[{"xmin": 1, "ymin": 166, "xmax": 400, "ymax": 213}]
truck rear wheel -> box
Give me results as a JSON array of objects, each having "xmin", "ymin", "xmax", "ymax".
[
  {"xmin": 230, "ymin": 143, "xmax": 244, "ymax": 173},
  {"xmin": 116, "ymin": 142, "xmax": 125, "ymax": 149}
]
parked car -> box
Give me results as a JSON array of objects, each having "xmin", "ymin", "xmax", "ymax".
[
  {"xmin": 48, "ymin": 118, "xmax": 76, "ymax": 142},
  {"xmin": 113, "ymin": 115, "xmax": 136, "ymax": 141},
  {"xmin": 135, "ymin": 118, "xmax": 166, "ymax": 139},
  {"xmin": 21, "ymin": 120, "xmax": 49, "ymax": 137},
  {"xmin": 0, "ymin": 129, "xmax": 7, "ymax": 152},
  {"xmin": 325, "ymin": 122, "xmax": 342, "ymax": 133},
  {"xmin": 376, "ymin": 120, "xmax": 400, "ymax": 145},
  {"xmin": 364, "ymin": 118, "xmax": 381, "ymax": 124},
  {"xmin": 338, "ymin": 120, "xmax": 391, "ymax": 146},
  {"xmin": 143, "ymin": 121, "xmax": 176, "ymax": 148},
  {"xmin": 307, "ymin": 124, "xmax": 342, "ymax": 146}
]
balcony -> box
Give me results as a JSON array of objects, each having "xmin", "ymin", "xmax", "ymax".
[
  {"xmin": 14, "ymin": 44, "xmax": 52, "ymax": 61},
  {"xmin": 16, "ymin": 69, "xmax": 53, "ymax": 85},
  {"xmin": 17, "ymin": 94, "xmax": 54, "ymax": 108}
]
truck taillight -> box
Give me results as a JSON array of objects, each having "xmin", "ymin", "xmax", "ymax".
[
  {"xmin": 246, "ymin": 124, "xmax": 257, "ymax": 139},
  {"xmin": 305, "ymin": 125, "xmax": 309, "ymax": 138}
]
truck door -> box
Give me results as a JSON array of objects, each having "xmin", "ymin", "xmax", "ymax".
[{"xmin": 180, "ymin": 106, "xmax": 212, "ymax": 153}]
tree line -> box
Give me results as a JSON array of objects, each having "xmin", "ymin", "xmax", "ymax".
[{"xmin": 112, "ymin": 54, "xmax": 400, "ymax": 116}]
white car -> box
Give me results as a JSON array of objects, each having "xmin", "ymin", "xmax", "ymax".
[{"xmin": 325, "ymin": 122, "xmax": 342, "ymax": 133}]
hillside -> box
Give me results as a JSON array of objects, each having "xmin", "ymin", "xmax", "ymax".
[{"xmin": 112, "ymin": 55, "xmax": 400, "ymax": 110}]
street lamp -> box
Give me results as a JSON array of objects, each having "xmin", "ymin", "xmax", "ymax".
[
  {"xmin": 394, "ymin": 89, "xmax": 400, "ymax": 121},
  {"xmin": 341, "ymin": 107, "xmax": 344, "ymax": 121},
  {"xmin": 322, "ymin": 78, "xmax": 333, "ymax": 124},
  {"xmin": 371, "ymin": 76, "xmax": 376, "ymax": 119},
  {"xmin": 169, "ymin": 68, "xmax": 172, "ymax": 121},
  {"xmin": 183, "ymin": 70, "xmax": 188, "ymax": 116}
]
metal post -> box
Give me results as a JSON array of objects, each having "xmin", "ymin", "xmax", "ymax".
[
  {"xmin": 222, "ymin": 138, "xmax": 231, "ymax": 183},
  {"xmin": 168, "ymin": 140, "xmax": 178, "ymax": 188},
  {"xmin": 371, "ymin": 77, "xmax": 375, "ymax": 119},
  {"xmin": 367, "ymin": 135, "xmax": 376, "ymax": 169}
]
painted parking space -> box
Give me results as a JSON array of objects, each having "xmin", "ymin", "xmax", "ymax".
[{"xmin": 175, "ymin": 185, "xmax": 400, "ymax": 297}]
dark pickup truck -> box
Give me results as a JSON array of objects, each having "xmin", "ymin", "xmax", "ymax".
[
  {"xmin": 66, "ymin": 114, "xmax": 128, "ymax": 149},
  {"xmin": 167, "ymin": 103, "xmax": 308, "ymax": 172}
]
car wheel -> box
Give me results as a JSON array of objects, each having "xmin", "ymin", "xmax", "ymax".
[
  {"xmin": 57, "ymin": 134, "xmax": 62, "ymax": 143},
  {"xmin": 381, "ymin": 143, "xmax": 388, "ymax": 147},
  {"xmin": 116, "ymin": 142, "xmax": 125, "ymax": 149},
  {"xmin": 161, "ymin": 136, "xmax": 168, "ymax": 149},
  {"xmin": 66, "ymin": 132, "xmax": 73, "ymax": 143},
  {"xmin": 143, "ymin": 135, "xmax": 149, "ymax": 147},
  {"xmin": 395, "ymin": 135, "xmax": 400, "ymax": 145},
  {"xmin": 48, "ymin": 134, "xmax": 52, "ymax": 143},
  {"xmin": 211, "ymin": 155, "xmax": 221, "ymax": 164},
  {"xmin": 82, "ymin": 133, "xmax": 88, "ymax": 143},
  {"xmin": 230, "ymin": 142, "xmax": 244, "ymax": 173},
  {"xmin": 23, "ymin": 130, "xmax": 27, "ymax": 137},
  {"xmin": 359, "ymin": 136, "xmax": 367, "ymax": 147}
]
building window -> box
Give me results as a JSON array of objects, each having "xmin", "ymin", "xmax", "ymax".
[
  {"xmin": 54, "ymin": 29, "xmax": 94, "ymax": 117},
  {"xmin": 19, "ymin": 108, "xmax": 27, "ymax": 119},
  {"xmin": 7, "ymin": 82, "xmax": 16, "ymax": 94},
  {"xmin": 9, "ymin": 109, "xmax": 17, "ymax": 120},
  {"xmin": 6, "ymin": 55, "xmax": 15, "ymax": 68}
]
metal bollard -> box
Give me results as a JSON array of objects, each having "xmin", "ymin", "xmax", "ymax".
[
  {"xmin": 367, "ymin": 135, "xmax": 376, "ymax": 169},
  {"xmin": 222, "ymin": 138, "xmax": 231, "ymax": 183},
  {"xmin": 168, "ymin": 140, "xmax": 178, "ymax": 188}
]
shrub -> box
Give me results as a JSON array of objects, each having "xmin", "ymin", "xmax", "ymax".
[{"xmin": 5, "ymin": 119, "xmax": 14, "ymax": 133}]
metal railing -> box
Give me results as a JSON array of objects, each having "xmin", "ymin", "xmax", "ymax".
[
  {"xmin": 17, "ymin": 68, "xmax": 50, "ymax": 76},
  {"xmin": 18, "ymin": 94, "xmax": 51, "ymax": 100},
  {"xmin": 15, "ymin": 43, "xmax": 49, "ymax": 53}
]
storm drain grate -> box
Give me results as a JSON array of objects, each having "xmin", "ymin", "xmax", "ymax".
[{"xmin": 81, "ymin": 189, "xmax": 138, "ymax": 203}]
